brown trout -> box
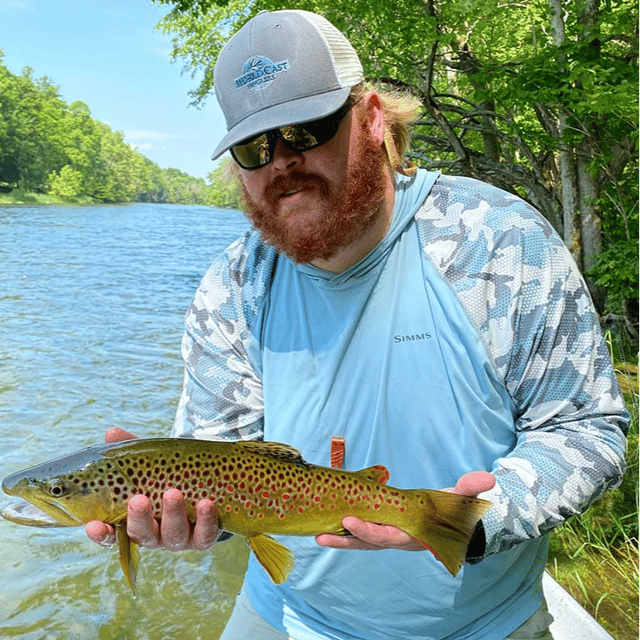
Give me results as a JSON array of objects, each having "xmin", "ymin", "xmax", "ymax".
[{"xmin": 2, "ymin": 438, "xmax": 491, "ymax": 590}]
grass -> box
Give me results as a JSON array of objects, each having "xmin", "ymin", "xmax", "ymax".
[
  {"xmin": 0, "ymin": 189, "xmax": 98, "ymax": 205},
  {"xmin": 547, "ymin": 333, "xmax": 639, "ymax": 640}
]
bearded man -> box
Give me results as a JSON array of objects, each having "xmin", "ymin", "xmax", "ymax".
[{"xmin": 86, "ymin": 10, "xmax": 628, "ymax": 640}]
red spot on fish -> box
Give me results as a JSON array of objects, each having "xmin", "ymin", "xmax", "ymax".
[
  {"xmin": 374, "ymin": 503, "xmax": 380, "ymax": 510},
  {"xmin": 282, "ymin": 493, "xmax": 290, "ymax": 501},
  {"xmin": 349, "ymin": 499, "xmax": 355, "ymax": 506},
  {"xmin": 298, "ymin": 507, "xmax": 304, "ymax": 514},
  {"xmin": 262, "ymin": 491, "xmax": 270, "ymax": 498},
  {"xmin": 400, "ymin": 507, "xmax": 405, "ymax": 513},
  {"xmin": 225, "ymin": 505, "xmax": 232, "ymax": 511},
  {"xmin": 227, "ymin": 485, "xmax": 234, "ymax": 492},
  {"xmin": 313, "ymin": 496, "xmax": 321, "ymax": 503},
  {"xmin": 245, "ymin": 501, "xmax": 251, "ymax": 508},
  {"xmin": 258, "ymin": 513, "xmax": 264, "ymax": 519}
]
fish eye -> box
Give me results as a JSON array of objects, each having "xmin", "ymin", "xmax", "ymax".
[{"xmin": 49, "ymin": 482, "xmax": 67, "ymax": 497}]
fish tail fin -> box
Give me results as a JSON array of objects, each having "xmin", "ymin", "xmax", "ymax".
[
  {"xmin": 405, "ymin": 490, "xmax": 491, "ymax": 577},
  {"xmin": 246, "ymin": 534, "xmax": 295, "ymax": 584},
  {"xmin": 116, "ymin": 521, "xmax": 140, "ymax": 594}
]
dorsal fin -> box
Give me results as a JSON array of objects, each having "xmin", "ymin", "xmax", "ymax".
[{"xmin": 236, "ymin": 441, "xmax": 309, "ymax": 466}]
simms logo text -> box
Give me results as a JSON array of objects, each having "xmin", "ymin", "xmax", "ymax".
[{"xmin": 393, "ymin": 332, "xmax": 432, "ymax": 343}]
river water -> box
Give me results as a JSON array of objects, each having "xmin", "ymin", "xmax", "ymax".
[{"xmin": 0, "ymin": 203, "xmax": 252, "ymax": 639}]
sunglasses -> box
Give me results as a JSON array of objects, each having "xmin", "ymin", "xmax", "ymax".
[{"xmin": 230, "ymin": 98, "xmax": 356, "ymax": 170}]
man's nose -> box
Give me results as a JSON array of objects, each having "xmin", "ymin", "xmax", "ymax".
[{"xmin": 271, "ymin": 138, "xmax": 303, "ymax": 171}]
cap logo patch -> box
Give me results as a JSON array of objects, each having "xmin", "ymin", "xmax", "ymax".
[{"xmin": 235, "ymin": 56, "xmax": 290, "ymax": 91}]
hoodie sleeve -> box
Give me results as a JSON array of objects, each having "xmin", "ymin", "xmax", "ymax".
[
  {"xmin": 417, "ymin": 175, "xmax": 629, "ymax": 557},
  {"xmin": 171, "ymin": 231, "xmax": 276, "ymax": 442}
]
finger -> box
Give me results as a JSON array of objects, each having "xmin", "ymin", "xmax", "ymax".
[
  {"xmin": 342, "ymin": 516, "xmax": 423, "ymax": 550},
  {"xmin": 315, "ymin": 532, "xmax": 382, "ymax": 550},
  {"xmin": 190, "ymin": 499, "xmax": 219, "ymax": 550},
  {"xmin": 104, "ymin": 428, "xmax": 139, "ymax": 443},
  {"xmin": 85, "ymin": 520, "xmax": 116, "ymax": 547},
  {"xmin": 127, "ymin": 494, "xmax": 161, "ymax": 548},
  {"xmin": 453, "ymin": 471, "xmax": 495, "ymax": 497},
  {"xmin": 160, "ymin": 488, "xmax": 190, "ymax": 551}
]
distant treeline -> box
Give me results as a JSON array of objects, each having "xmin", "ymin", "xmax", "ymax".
[{"xmin": 0, "ymin": 50, "xmax": 242, "ymax": 207}]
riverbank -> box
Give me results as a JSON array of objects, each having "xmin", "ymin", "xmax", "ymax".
[{"xmin": 0, "ymin": 189, "xmax": 99, "ymax": 205}]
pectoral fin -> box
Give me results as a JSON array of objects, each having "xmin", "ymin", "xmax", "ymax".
[
  {"xmin": 245, "ymin": 534, "xmax": 294, "ymax": 585},
  {"xmin": 116, "ymin": 521, "xmax": 140, "ymax": 594}
]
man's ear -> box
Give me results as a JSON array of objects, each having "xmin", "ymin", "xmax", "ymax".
[{"xmin": 363, "ymin": 91, "xmax": 385, "ymax": 148}]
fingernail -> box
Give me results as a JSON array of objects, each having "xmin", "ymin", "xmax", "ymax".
[{"xmin": 199, "ymin": 503, "xmax": 214, "ymax": 516}]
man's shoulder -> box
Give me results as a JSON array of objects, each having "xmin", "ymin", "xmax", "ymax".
[
  {"xmin": 419, "ymin": 174, "xmax": 547, "ymax": 226},
  {"xmin": 416, "ymin": 173, "xmax": 563, "ymax": 254},
  {"xmin": 203, "ymin": 229, "xmax": 277, "ymax": 286},
  {"xmin": 192, "ymin": 229, "xmax": 277, "ymax": 326}
]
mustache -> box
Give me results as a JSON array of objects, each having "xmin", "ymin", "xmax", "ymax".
[{"xmin": 264, "ymin": 171, "xmax": 329, "ymax": 201}]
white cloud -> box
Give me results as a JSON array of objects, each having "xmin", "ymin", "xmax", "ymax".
[{"xmin": 125, "ymin": 130, "xmax": 174, "ymax": 142}]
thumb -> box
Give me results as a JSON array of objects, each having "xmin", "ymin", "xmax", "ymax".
[{"xmin": 453, "ymin": 471, "xmax": 495, "ymax": 497}]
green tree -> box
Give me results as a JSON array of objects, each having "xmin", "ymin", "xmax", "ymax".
[
  {"xmin": 155, "ymin": 0, "xmax": 638, "ymax": 332},
  {"xmin": 0, "ymin": 56, "xmax": 70, "ymax": 190},
  {"xmin": 206, "ymin": 157, "xmax": 242, "ymax": 208},
  {"xmin": 48, "ymin": 164, "xmax": 84, "ymax": 198}
]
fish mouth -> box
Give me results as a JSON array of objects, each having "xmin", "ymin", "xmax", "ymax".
[
  {"xmin": 2, "ymin": 497, "xmax": 83, "ymax": 527},
  {"xmin": 37, "ymin": 499, "xmax": 84, "ymax": 526},
  {"xmin": 1, "ymin": 500, "xmax": 70, "ymax": 527}
]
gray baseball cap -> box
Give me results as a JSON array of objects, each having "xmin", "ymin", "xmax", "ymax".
[{"xmin": 211, "ymin": 10, "xmax": 364, "ymax": 160}]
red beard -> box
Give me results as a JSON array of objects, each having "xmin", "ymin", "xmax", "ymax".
[{"xmin": 241, "ymin": 118, "xmax": 387, "ymax": 264}]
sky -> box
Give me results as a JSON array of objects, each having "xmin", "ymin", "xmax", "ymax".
[{"xmin": 0, "ymin": 0, "xmax": 227, "ymax": 179}]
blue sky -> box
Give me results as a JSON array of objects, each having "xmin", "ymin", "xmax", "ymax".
[{"xmin": 0, "ymin": 0, "xmax": 227, "ymax": 179}]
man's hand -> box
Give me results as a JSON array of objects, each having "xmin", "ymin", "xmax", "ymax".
[
  {"xmin": 84, "ymin": 428, "xmax": 221, "ymax": 551},
  {"xmin": 315, "ymin": 470, "xmax": 495, "ymax": 551}
]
